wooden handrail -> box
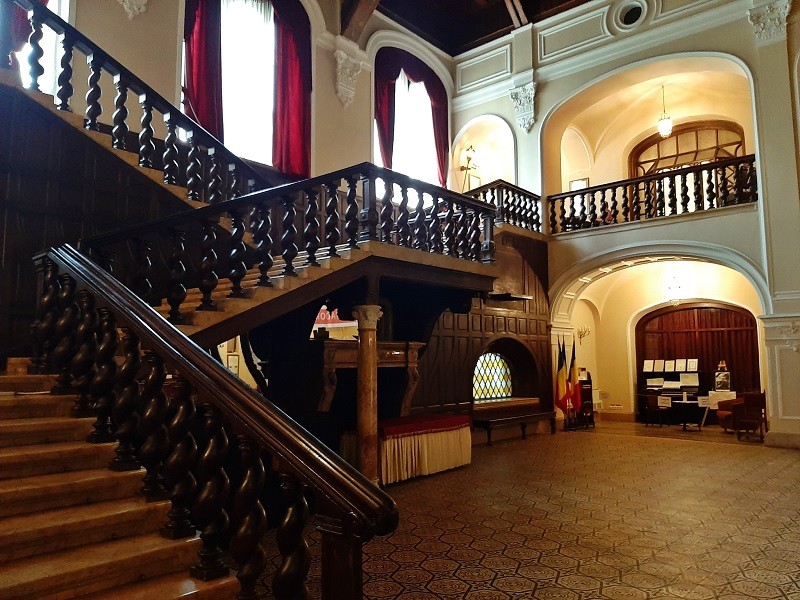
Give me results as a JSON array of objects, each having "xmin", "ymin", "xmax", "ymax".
[
  {"xmin": 469, "ymin": 179, "xmax": 541, "ymax": 200},
  {"xmin": 47, "ymin": 243, "xmax": 399, "ymax": 535},
  {"xmin": 467, "ymin": 178, "xmax": 542, "ymax": 233}
]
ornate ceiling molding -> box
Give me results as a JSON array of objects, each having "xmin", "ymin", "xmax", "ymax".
[
  {"xmin": 508, "ymin": 81, "xmax": 536, "ymax": 133},
  {"xmin": 334, "ymin": 49, "xmax": 364, "ymax": 108},
  {"xmin": 747, "ymin": 0, "xmax": 791, "ymax": 45}
]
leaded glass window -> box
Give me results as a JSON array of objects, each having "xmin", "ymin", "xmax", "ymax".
[{"xmin": 473, "ymin": 352, "xmax": 513, "ymax": 401}]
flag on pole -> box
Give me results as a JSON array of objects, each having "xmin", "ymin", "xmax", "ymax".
[
  {"xmin": 569, "ymin": 341, "xmax": 582, "ymax": 414},
  {"xmin": 555, "ymin": 337, "xmax": 569, "ymax": 414}
]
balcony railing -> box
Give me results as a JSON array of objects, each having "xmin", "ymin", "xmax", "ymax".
[
  {"xmin": 547, "ymin": 155, "xmax": 757, "ymax": 234},
  {"xmin": 469, "ymin": 180, "xmax": 543, "ymax": 233}
]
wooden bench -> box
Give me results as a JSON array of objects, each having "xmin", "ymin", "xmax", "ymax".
[{"xmin": 472, "ymin": 397, "xmax": 556, "ymax": 445}]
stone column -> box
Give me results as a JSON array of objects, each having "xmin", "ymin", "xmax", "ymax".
[{"xmin": 352, "ymin": 304, "xmax": 382, "ymax": 484}]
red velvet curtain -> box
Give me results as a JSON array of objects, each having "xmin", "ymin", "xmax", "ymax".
[
  {"xmin": 374, "ymin": 47, "xmax": 449, "ymax": 187},
  {"xmin": 7, "ymin": 1, "xmax": 49, "ymax": 69},
  {"xmin": 271, "ymin": 0, "xmax": 311, "ymax": 178},
  {"xmin": 183, "ymin": 0, "xmax": 224, "ymax": 141}
]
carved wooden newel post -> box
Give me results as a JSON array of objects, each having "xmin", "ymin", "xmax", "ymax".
[{"xmin": 352, "ymin": 304, "xmax": 382, "ymax": 485}]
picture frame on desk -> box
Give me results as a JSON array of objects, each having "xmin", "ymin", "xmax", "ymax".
[
  {"xmin": 664, "ymin": 360, "xmax": 675, "ymax": 372},
  {"xmin": 675, "ymin": 359, "xmax": 687, "ymax": 372},
  {"xmin": 654, "ymin": 359, "xmax": 665, "ymax": 371},
  {"xmin": 643, "ymin": 360, "xmax": 654, "ymax": 372},
  {"xmin": 714, "ymin": 371, "xmax": 731, "ymax": 391}
]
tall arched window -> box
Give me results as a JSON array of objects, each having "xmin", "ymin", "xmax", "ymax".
[{"xmin": 473, "ymin": 352, "xmax": 513, "ymax": 402}]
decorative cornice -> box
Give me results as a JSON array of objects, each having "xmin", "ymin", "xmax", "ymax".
[
  {"xmin": 334, "ymin": 49, "xmax": 364, "ymax": 108},
  {"xmin": 508, "ymin": 81, "xmax": 536, "ymax": 133},
  {"xmin": 117, "ymin": 0, "xmax": 147, "ymax": 19},
  {"xmin": 352, "ymin": 305, "xmax": 383, "ymax": 329},
  {"xmin": 748, "ymin": 0, "xmax": 791, "ymax": 45}
]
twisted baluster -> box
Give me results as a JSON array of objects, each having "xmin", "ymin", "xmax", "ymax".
[
  {"xmin": 344, "ymin": 176, "xmax": 359, "ymax": 249},
  {"xmin": 412, "ymin": 192, "xmax": 428, "ymax": 251},
  {"xmin": 325, "ymin": 181, "xmax": 340, "ymax": 257},
  {"xmin": 668, "ymin": 175, "xmax": 678, "ymax": 215},
  {"xmin": 110, "ymin": 76, "xmax": 129, "ymax": 150},
  {"xmin": 70, "ymin": 291, "xmax": 98, "ymax": 419},
  {"xmin": 456, "ymin": 206, "xmax": 469, "ymax": 258},
  {"xmin": 228, "ymin": 209, "xmax": 247, "ymax": 297},
  {"xmin": 132, "ymin": 239, "xmax": 153, "ymax": 304},
  {"xmin": 163, "ymin": 113, "xmax": 179, "ymax": 184},
  {"xmin": 442, "ymin": 199, "xmax": 456, "ymax": 256},
  {"xmin": 229, "ymin": 437, "xmax": 267, "ymax": 599},
  {"xmin": 33, "ymin": 259, "xmax": 59, "ymax": 373},
  {"xmin": 550, "ymin": 198, "xmax": 558, "ymax": 232},
  {"xmin": 748, "ymin": 161, "xmax": 758, "ymax": 203},
  {"xmin": 599, "ymin": 190, "xmax": 609, "ymax": 226},
  {"xmin": 138, "ymin": 350, "xmax": 170, "ymax": 501},
  {"xmin": 532, "ymin": 195, "xmax": 542, "ymax": 232},
  {"xmin": 680, "ymin": 172, "xmax": 690, "ymax": 213},
  {"xmin": 694, "ymin": 169, "xmax": 704, "ymax": 210},
  {"xmin": 84, "ymin": 54, "xmax": 102, "ymax": 130},
  {"xmin": 273, "ymin": 474, "xmax": 311, "ymax": 600},
  {"xmin": 87, "ymin": 308, "xmax": 116, "ymax": 441},
  {"xmin": 469, "ymin": 210, "xmax": 481, "ymax": 260},
  {"xmin": 359, "ymin": 174, "xmax": 379, "ymax": 242},
  {"xmin": 303, "ymin": 188, "xmax": 320, "ymax": 266},
  {"xmin": 706, "ymin": 167, "xmax": 717, "ymax": 209},
  {"xmin": 379, "ymin": 180, "xmax": 394, "ymax": 244},
  {"xmin": 26, "ymin": 8, "xmax": 44, "ymax": 91},
  {"xmin": 397, "ymin": 186, "xmax": 411, "ymax": 247},
  {"xmin": 429, "ymin": 199, "xmax": 443, "ymax": 254},
  {"xmin": 252, "ymin": 202, "xmax": 273, "ymax": 286},
  {"xmin": 227, "ymin": 164, "xmax": 241, "ymax": 201},
  {"xmin": 197, "ymin": 221, "xmax": 219, "ymax": 310},
  {"xmin": 621, "ymin": 185, "xmax": 629, "ymax": 222},
  {"xmin": 110, "ymin": 328, "xmax": 141, "ymax": 471},
  {"xmin": 160, "ymin": 376, "xmax": 198, "ymax": 539},
  {"xmin": 655, "ymin": 179, "xmax": 665, "ymax": 217},
  {"xmin": 50, "ymin": 275, "xmax": 78, "ymax": 395},
  {"xmin": 190, "ymin": 404, "xmax": 231, "ymax": 581},
  {"xmin": 186, "ymin": 132, "xmax": 201, "ymax": 201},
  {"xmin": 281, "ymin": 195, "xmax": 298, "ymax": 276},
  {"xmin": 719, "ymin": 166, "xmax": 730, "ymax": 206},
  {"xmin": 207, "ymin": 148, "xmax": 223, "ymax": 204},
  {"xmin": 139, "ymin": 94, "xmax": 155, "ymax": 168},
  {"xmin": 167, "ymin": 229, "xmax": 188, "ymax": 323},
  {"xmin": 56, "ymin": 35, "xmax": 74, "ymax": 111},
  {"xmin": 610, "ymin": 187, "xmax": 619, "ymax": 223},
  {"xmin": 631, "ymin": 185, "xmax": 641, "ymax": 221}
]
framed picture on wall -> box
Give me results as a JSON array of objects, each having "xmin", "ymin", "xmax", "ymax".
[
  {"xmin": 664, "ymin": 360, "xmax": 675, "ymax": 372},
  {"xmin": 643, "ymin": 360, "xmax": 654, "ymax": 372},
  {"xmin": 714, "ymin": 370, "xmax": 731, "ymax": 391},
  {"xmin": 569, "ymin": 178, "xmax": 589, "ymax": 191},
  {"xmin": 687, "ymin": 359, "xmax": 699, "ymax": 371},
  {"xmin": 675, "ymin": 359, "xmax": 687, "ymax": 372},
  {"xmin": 654, "ymin": 359, "xmax": 665, "ymax": 371}
]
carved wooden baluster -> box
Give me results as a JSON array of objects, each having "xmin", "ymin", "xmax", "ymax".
[
  {"xmin": 609, "ymin": 187, "xmax": 618, "ymax": 224},
  {"xmin": 396, "ymin": 186, "xmax": 411, "ymax": 247},
  {"xmin": 68, "ymin": 290, "xmax": 98, "ymax": 418},
  {"xmin": 325, "ymin": 181, "xmax": 341, "ymax": 257},
  {"xmin": 706, "ymin": 166, "xmax": 717, "ymax": 209},
  {"xmin": 87, "ymin": 307, "xmax": 117, "ymax": 441},
  {"xmin": 281, "ymin": 195, "xmax": 299, "ymax": 276},
  {"xmin": 85, "ymin": 54, "xmax": 102, "ymax": 131},
  {"xmin": 228, "ymin": 209, "xmax": 247, "ymax": 297},
  {"xmin": 599, "ymin": 190, "xmax": 609, "ymax": 226},
  {"xmin": 252, "ymin": 202, "xmax": 273, "ymax": 287},
  {"xmin": 359, "ymin": 174, "xmax": 379, "ymax": 242},
  {"xmin": 227, "ymin": 164, "xmax": 240, "ymax": 200},
  {"xmin": 494, "ymin": 188, "xmax": 505, "ymax": 225},
  {"xmin": 551, "ymin": 198, "xmax": 561, "ymax": 232},
  {"xmin": 747, "ymin": 161, "xmax": 758, "ymax": 203},
  {"xmin": 190, "ymin": 403, "xmax": 231, "ymax": 581},
  {"xmin": 50, "ymin": 274, "xmax": 79, "ymax": 395},
  {"xmin": 138, "ymin": 350, "xmax": 170, "ymax": 501},
  {"xmin": 456, "ymin": 205, "xmax": 470, "ymax": 258},
  {"xmin": 413, "ymin": 193, "xmax": 429, "ymax": 251},
  {"xmin": 132, "ymin": 238, "xmax": 153, "ymax": 305},
  {"xmin": 719, "ymin": 166, "xmax": 730, "ymax": 207},
  {"xmin": 631, "ymin": 185, "xmax": 641, "ymax": 221},
  {"xmin": 429, "ymin": 198, "xmax": 443, "ymax": 254},
  {"xmin": 303, "ymin": 188, "xmax": 320, "ymax": 266},
  {"xmin": 694, "ymin": 170, "xmax": 704, "ymax": 210},
  {"xmin": 442, "ymin": 199, "xmax": 456, "ymax": 256},
  {"xmin": 163, "ymin": 113, "xmax": 179, "ymax": 185},
  {"xmin": 109, "ymin": 328, "xmax": 141, "ymax": 471},
  {"xmin": 197, "ymin": 220, "xmax": 219, "ymax": 310},
  {"xmin": 160, "ymin": 376, "xmax": 198, "ymax": 539},
  {"xmin": 379, "ymin": 180, "xmax": 394, "ymax": 244},
  {"xmin": 33, "ymin": 259, "xmax": 59, "ymax": 373},
  {"xmin": 229, "ymin": 437, "xmax": 267, "ymax": 600},
  {"xmin": 481, "ymin": 213, "xmax": 495, "ymax": 264},
  {"xmin": 680, "ymin": 172, "xmax": 690, "ymax": 212},
  {"xmin": 207, "ymin": 148, "xmax": 223, "ymax": 204},
  {"xmin": 344, "ymin": 176, "xmax": 359, "ymax": 248},
  {"xmin": 644, "ymin": 181, "xmax": 653, "ymax": 218},
  {"xmin": 668, "ymin": 175, "xmax": 678, "ymax": 215},
  {"xmin": 619, "ymin": 185, "xmax": 628, "ymax": 222},
  {"xmin": 186, "ymin": 131, "xmax": 202, "ymax": 201},
  {"xmin": 167, "ymin": 229, "xmax": 188, "ymax": 323},
  {"xmin": 139, "ymin": 94, "xmax": 155, "ymax": 168},
  {"xmin": 532, "ymin": 195, "xmax": 542, "ymax": 232},
  {"xmin": 273, "ymin": 474, "xmax": 311, "ymax": 600},
  {"xmin": 516, "ymin": 191, "xmax": 524, "ymax": 227},
  {"xmin": 656, "ymin": 179, "xmax": 665, "ymax": 217},
  {"xmin": 110, "ymin": 76, "xmax": 129, "ymax": 150},
  {"xmin": 26, "ymin": 7, "xmax": 44, "ymax": 91},
  {"xmin": 469, "ymin": 210, "xmax": 481, "ymax": 260},
  {"xmin": 56, "ymin": 35, "xmax": 74, "ymax": 111},
  {"xmin": 588, "ymin": 191, "xmax": 598, "ymax": 227}
]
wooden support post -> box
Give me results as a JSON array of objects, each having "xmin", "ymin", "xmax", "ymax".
[{"xmin": 352, "ymin": 304, "xmax": 382, "ymax": 485}]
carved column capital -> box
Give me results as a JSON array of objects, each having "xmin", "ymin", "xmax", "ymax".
[
  {"xmin": 748, "ymin": 0, "xmax": 791, "ymax": 45},
  {"xmin": 352, "ymin": 304, "xmax": 382, "ymax": 330},
  {"xmin": 335, "ymin": 49, "xmax": 364, "ymax": 108},
  {"xmin": 509, "ymin": 81, "xmax": 536, "ymax": 133},
  {"xmin": 760, "ymin": 314, "xmax": 800, "ymax": 352}
]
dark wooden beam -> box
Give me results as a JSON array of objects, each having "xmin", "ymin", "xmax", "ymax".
[{"xmin": 341, "ymin": 0, "xmax": 380, "ymax": 42}]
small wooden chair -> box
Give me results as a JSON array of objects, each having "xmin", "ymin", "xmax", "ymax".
[
  {"xmin": 734, "ymin": 391, "xmax": 767, "ymax": 442},
  {"xmin": 644, "ymin": 395, "xmax": 669, "ymax": 427}
]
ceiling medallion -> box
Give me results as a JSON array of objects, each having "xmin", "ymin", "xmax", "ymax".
[{"xmin": 117, "ymin": 0, "xmax": 147, "ymax": 20}]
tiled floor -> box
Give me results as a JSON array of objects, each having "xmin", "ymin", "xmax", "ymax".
[{"xmin": 257, "ymin": 424, "xmax": 800, "ymax": 599}]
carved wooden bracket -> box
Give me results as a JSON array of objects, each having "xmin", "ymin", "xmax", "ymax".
[{"xmin": 509, "ymin": 81, "xmax": 536, "ymax": 133}]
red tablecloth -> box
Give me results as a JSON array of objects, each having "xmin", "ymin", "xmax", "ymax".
[{"xmin": 379, "ymin": 413, "xmax": 471, "ymax": 439}]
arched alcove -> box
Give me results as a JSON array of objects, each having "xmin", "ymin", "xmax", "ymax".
[
  {"xmin": 451, "ymin": 115, "xmax": 516, "ymax": 192},
  {"xmin": 473, "ymin": 337, "xmax": 539, "ymax": 403}
]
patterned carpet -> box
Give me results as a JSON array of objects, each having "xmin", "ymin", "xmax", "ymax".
[{"xmin": 257, "ymin": 424, "xmax": 800, "ymax": 599}]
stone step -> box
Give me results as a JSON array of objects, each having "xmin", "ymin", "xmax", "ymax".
[
  {"xmin": 0, "ymin": 394, "xmax": 75, "ymax": 420},
  {"xmin": 0, "ymin": 417, "xmax": 94, "ymax": 448},
  {"xmin": 0, "ymin": 374, "xmax": 58, "ymax": 393},
  {"xmin": 0, "ymin": 497, "xmax": 169, "ymax": 562},
  {"xmin": 0, "ymin": 468, "xmax": 143, "ymax": 518},
  {"xmin": 0, "ymin": 534, "xmax": 202, "ymax": 600},
  {"xmin": 0, "ymin": 441, "xmax": 116, "ymax": 480},
  {"xmin": 79, "ymin": 572, "xmax": 240, "ymax": 599}
]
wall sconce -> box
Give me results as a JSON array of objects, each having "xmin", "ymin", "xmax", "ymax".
[
  {"xmin": 657, "ymin": 85, "xmax": 673, "ymax": 138},
  {"xmin": 577, "ymin": 326, "xmax": 591, "ymax": 345},
  {"xmin": 459, "ymin": 145, "xmax": 479, "ymax": 190}
]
